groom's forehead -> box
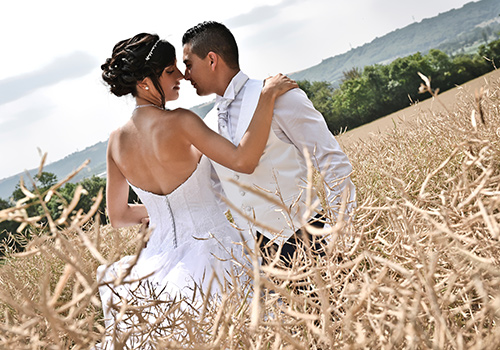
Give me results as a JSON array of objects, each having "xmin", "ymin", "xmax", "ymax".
[
  {"xmin": 183, "ymin": 43, "xmax": 193, "ymax": 53},
  {"xmin": 183, "ymin": 46, "xmax": 204, "ymax": 63},
  {"xmin": 183, "ymin": 44, "xmax": 193, "ymax": 61}
]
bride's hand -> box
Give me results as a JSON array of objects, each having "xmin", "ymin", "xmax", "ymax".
[
  {"xmin": 262, "ymin": 73, "xmax": 298, "ymax": 99},
  {"xmin": 140, "ymin": 217, "xmax": 150, "ymax": 228}
]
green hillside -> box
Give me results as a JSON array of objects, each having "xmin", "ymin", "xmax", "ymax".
[
  {"xmin": 290, "ymin": 0, "xmax": 500, "ymax": 84},
  {"xmin": 0, "ymin": 141, "xmax": 108, "ymax": 199}
]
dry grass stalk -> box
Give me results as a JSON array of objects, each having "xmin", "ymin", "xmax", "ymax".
[{"xmin": 0, "ymin": 72, "xmax": 499, "ymax": 349}]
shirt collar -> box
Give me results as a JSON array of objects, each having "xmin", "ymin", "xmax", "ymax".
[{"xmin": 216, "ymin": 71, "xmax": 249, "ymax": 104}]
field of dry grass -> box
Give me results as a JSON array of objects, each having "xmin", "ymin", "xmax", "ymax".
[{"xmin": 0, "ymin": 69, "xmax": 499, "ymax": 349}]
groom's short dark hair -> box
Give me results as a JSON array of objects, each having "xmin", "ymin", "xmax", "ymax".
[{"xmin": 182, "ymin": 21, "xmax": 239, "ymax": 70}]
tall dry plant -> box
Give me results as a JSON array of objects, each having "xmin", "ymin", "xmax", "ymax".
[
  {"xmin": 0, "ymin": 70, "xmax": 499, "ymax": 349},
  {"xmin": 0, "ymin": 161, "xmax": 142, "ymax": 349}
]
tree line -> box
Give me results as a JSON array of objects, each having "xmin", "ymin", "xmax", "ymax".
[
  {"xmin": 299, "ymin": 38, "xmax": 500, "ymax": 133},
  {"xmin": 0, "ymin": 173, "xmax": 112, "ymax": 254},
  {"xmin": 0, "ymin": 172, "xmax": 144, "ymax": 254}
]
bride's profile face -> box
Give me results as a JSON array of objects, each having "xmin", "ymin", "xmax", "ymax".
[{"xmin": 158, "ymin": 61, "xmax": 184, "ymax": 102}]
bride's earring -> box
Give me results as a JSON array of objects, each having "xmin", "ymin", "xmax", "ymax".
[{"xmin": 145, "ymin": 86, "xmax": 149, "ymax": 90}]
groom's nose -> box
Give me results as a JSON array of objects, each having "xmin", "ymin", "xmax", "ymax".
[{"xmin": 176, "ymin": 68, "xmax": 185, "ymax": 80}]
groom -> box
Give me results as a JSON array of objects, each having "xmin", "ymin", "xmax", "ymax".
[{"xmin": 182, "ymin": 21, "xmax": 355, "ymax": 263}]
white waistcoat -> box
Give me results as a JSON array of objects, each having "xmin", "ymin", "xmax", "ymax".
[{"xmin": 205, "ymin": 79, "xmax": 310, "ymax": 247}]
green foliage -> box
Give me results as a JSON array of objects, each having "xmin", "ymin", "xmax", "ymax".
[
  {"xmin": 478, "ymin": 37, "xmax": 500, "ymax": 68},
  {"xmin": 300, "ymin": 38, "xmax": 500, "ymax": 133},
  {"xmin": 0, "ymin": 198, "xmax": 19, "ymax": 252},
  {"xmin": 0, "ymin": 172, "xmax": 108, "ymax": 254},
  {"xmin": 59, "ymin": 176, "xmax": 108, "ymax": 224},
  {"xmin": 297, "ymin": 80, "xmax": 336, "ymax": 126}
]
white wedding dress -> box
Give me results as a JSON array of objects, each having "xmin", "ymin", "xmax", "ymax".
[{"xmin": 96, "ymin": 156, "xmax": 245, "ymax": 346}]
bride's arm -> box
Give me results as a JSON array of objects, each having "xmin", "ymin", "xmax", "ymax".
[
  {"xmin": 106, "ymin": 133, "xmax": 149, "ymax": 228},
  {"xmin": 181, "ymin": 74, "xmax": 297, "ymax": 173}
]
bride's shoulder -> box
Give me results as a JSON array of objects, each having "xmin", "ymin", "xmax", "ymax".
[
  {"xmin": 108, "ymin": 127, "xmax": 123, "ymax": 141},
  {"xmin": 169, "ymin": 107, "xmax": 197, "ymax": 116},
  {"xmin": 150, "ymin": 108, "xmax": 197, "ymax": 135},
  {"xmin": 109, "ymin": 118, "xmax": 141, "ymax": 146},
  {"xmin": 109, "ymin": 120, "xmax": 133, "ymax": 138},
  {"xmin": 166, "ymin": 108, "xmax": 201, "ymax": 123},
  {"xmin": 107, "ymin": 128, "xmax": 125, "ymax": 155}
]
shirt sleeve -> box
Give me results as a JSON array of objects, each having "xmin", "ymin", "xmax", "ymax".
[{"xmin": 271, "ymin": 88, "xmax": 356, "ymax": 208}]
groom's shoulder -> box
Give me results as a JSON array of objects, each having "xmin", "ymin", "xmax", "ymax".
[
  {"xmin": 247, "ymin": 77, "xmax": 264, "ymax": 83},
  {"xmin": 246, "ymin": 78, "xmax": 264, "ymax": 88},
  {"xmin": 275, "ymin": 87, "xmax": 310, "ymax": 107}
]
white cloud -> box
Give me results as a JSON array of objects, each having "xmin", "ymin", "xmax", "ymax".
[
  {"xmin": 224, "ymin": 0, "xmax": 300, "ymax": 28},
  {"xmin": 0, "ymin": 52, "xmax": 97, "ymax": 105}
]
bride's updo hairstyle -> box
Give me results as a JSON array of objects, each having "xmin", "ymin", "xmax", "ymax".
[{"xmin": 101, "ymin": 33, "xmax": 176, "ymax": 106}]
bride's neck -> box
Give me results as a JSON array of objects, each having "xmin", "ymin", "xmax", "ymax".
[{"xmin": 135, "ymin": 96, "xmax": 165, "ymax": 109}]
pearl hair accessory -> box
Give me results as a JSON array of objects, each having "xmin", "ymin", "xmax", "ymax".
[{"xmin": 145, "ymin": 39, "xmax": 161, "ymax": 61}]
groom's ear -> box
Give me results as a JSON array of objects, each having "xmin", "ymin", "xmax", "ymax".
[{"xmin": 207, "ymin": 51, "xmax": 218, "ymax": 71}]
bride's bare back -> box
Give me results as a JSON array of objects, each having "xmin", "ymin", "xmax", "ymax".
[{"xmin": 109, "ymin": 107, "xmax": 202, "ymax": 196}]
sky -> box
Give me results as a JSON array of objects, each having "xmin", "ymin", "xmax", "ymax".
[{"xmin": 0, "ymin": 0, "xmax": 475, "ymax": 180}]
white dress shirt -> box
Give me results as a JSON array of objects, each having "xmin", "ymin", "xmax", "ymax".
[{"xmin": 217, "ymin": 71, "xmax": 355, "ymax": 209}]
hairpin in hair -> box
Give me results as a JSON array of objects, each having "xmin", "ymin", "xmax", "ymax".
[{"xmin": 145, "ymin": 39, "xmax": 161, "ymax": 61}]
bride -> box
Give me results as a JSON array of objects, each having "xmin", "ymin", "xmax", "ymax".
[{"xmin": 96, "ymin": 33, "xmax": 297, "ymax": 344}]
